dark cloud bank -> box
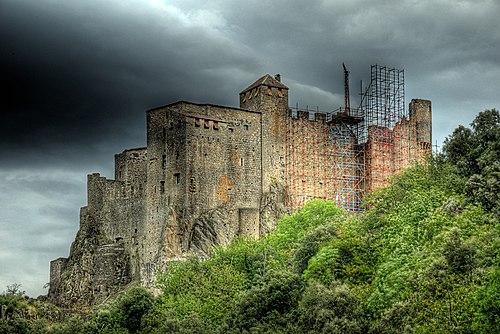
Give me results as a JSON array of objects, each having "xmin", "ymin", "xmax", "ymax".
[{"xmin": 1, "ymin": 0, "xmax": 499, "ymax": 296}]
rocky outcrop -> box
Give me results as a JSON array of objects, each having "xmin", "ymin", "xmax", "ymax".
[
  {"xmin": 260, "ymin": 182, "xmax": 289, "ymax": 235},
  {"xmin": 48, "ymin": 209, "xmax": 131, "ymax": 308}
]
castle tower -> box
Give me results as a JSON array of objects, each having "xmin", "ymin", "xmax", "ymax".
[
  {"xmin": 409, "ymin": 99, "xmax": 432, "ymax": 162},
  {"xmin": 239, "ymin": 74, "xmax": 289, "ymax": 192},
  {"xmin": 409, "ymin": 99, "xmax": 432, "ymax": 145}
]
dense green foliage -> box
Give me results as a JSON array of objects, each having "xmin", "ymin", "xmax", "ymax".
[
  {"xmin": 443, "ymin": 109, "xmax": 500, "ymax": 216},
  {"xmin": 3, "ymin": 109, "xmax": 499, "ymax": 333}
]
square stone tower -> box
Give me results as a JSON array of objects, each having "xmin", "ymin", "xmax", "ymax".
[{"xmin": 239, "ymin": 74, "xmax": 289, "ymax": 192}]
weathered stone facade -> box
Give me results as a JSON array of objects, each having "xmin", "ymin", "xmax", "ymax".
[{"xmin": 48, "ymin": 74, "xmax": 432, "ymax": 307}]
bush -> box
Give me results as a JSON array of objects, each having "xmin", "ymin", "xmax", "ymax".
[{"xmin": 442, "ymin": 228, "xmax": 476, "ymax": 274}]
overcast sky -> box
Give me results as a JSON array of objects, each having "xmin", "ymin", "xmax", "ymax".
[{"xmin": 1, "ymin": 0, "xmax": 499, "ymax": 297}]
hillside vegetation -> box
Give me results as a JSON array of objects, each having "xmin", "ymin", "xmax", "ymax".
[{"xmin": 1, "ymin": 109, "xmax": 499, "ymax": 333}]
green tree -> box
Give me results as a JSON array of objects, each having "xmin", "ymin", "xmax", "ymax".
[
  {"xmin": 114, "ymin": 286, "xmax": 154, "ymax": 333},
  {"xmin": 296, "ymin": 283, "xmax": 366, "ymax": 333},
  {"xmin": 227, "ymin": 270, "xmax": 305, "ymax": 332},
  {"xmin": 156, "ymin": 258, "xmax": 246, "ymax": 327},
  {"xmin": 291, "ymin": 223, "xmax": 337, "ymax": 275},
  {"xmin": 443, "ymin": 109, "xmax": 500, "ymax": 216}
]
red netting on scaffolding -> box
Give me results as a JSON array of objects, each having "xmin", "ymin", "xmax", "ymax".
[
  {"xmin": 285, "ymin": 105, "xmax": 365, "ymax": 212},
  {"xmin": 285, "ymin": 107, "xmax": 333, "ymax": 209}
]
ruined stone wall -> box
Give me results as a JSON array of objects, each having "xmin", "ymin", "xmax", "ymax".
[
  {"xmin": 410, "ymin": 99, "xmax": 432, "ymax": 161},
  {"xmin": 112, "ymin": 148, "xmax": 147, "ymax": 279},
  {"xmin": 364, "ymin": 126, "xmax": 396, "ymax": 191},
  {"xmin": 48, "ymin": 258, "xmax": 67, "ymax": 299},
  {"xmin": 48, "ymin": 150, "xmax": 147, "ymax": 306}
]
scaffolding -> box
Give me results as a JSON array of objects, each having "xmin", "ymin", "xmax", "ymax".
[
  {"xmin": 285, "ymin": 64, "xmax": 413, "ymax": 212},
  {"xmin": 325, "ymin": 63, "xmax": 366, "ymax": 211},
  {"xmin": 359, "ymin": 65, "xmax": 407, "ymax": 192},
  {"xmin": 285, "ymin": 104, "xmax": 365, "ymax": 211},
  {"xmin": 328, "ymin": 107, "xmax": 365, "ymax": 211}
]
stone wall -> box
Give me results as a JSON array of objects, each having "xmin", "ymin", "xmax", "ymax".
[
  {"xmin": 48, "ymin": 149, "xmax": 147, "ymax": 306},
  {"xmin": 285, "ymin": 111, "xmax": 336, "ymax": 208}
]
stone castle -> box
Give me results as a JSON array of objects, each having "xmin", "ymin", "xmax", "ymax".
[{"xmin": 48, "ymin": 66, "xmax": 432, "ymax": 306}]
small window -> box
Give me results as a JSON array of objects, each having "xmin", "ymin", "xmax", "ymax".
[
  {"xmin": 204, "ymin": 120, "xmax": 210, "ymax": 129},
  {"xmin": 162, "ymin": 155, "xmax": 167, "ymax": 169},
  {"xmin": 160, "ymin": 181, "xmax": 165, "ymax": 193},
  {"xmin": 213, "ymin": 121, "xmax": 219, "ymax": 130},
  {"xmin": 174, "ymin": 173, "xmax": 180, "ymax": 185},
  {"xmin": 228, "ymin": 127, "xmax": 234, "ymax": 133},
  {"xmin": 189, "ymin": 177, "xmax": 196, "ymax": 192},
  {"xmin": 240, "ymin": 157, "xmax": 244, "ymax": 166},
  {"xmin": 243, "ymin": 124, "xmax": 249, "ymax": 131}
]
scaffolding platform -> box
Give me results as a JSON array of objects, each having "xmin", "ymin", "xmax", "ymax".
[{"xmin": 327, "ymin": 108, "xmax": 364, "ymax": 125}]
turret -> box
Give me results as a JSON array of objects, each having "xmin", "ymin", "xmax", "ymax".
[
  {"xmin": 409, "ymin": 99, "xmax": 432, "ymax": 145},
  {"xmin": 240, "ymin": 74, "xmax": 288, "ymax": 112}
]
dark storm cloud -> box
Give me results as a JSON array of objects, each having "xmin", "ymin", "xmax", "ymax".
[
  {"xmin": 1, "ymin": 0, "xmax": 499, "ymax": 296},
  {"xmin": 0, "ymin": 0, "xmax": 260, "ymax": 169}
]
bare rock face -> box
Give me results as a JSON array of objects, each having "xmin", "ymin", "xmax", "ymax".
[
  {"xmin": 48, "ymin": 210, "xmax": 132, "ymax": 308},
  {"xmin": 185, "ymin": 206, "xmax": 232, "ymax": 255},
  {"xmin": 260, "ymin": 182, "xmax": 289, "ymax": 235}
]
